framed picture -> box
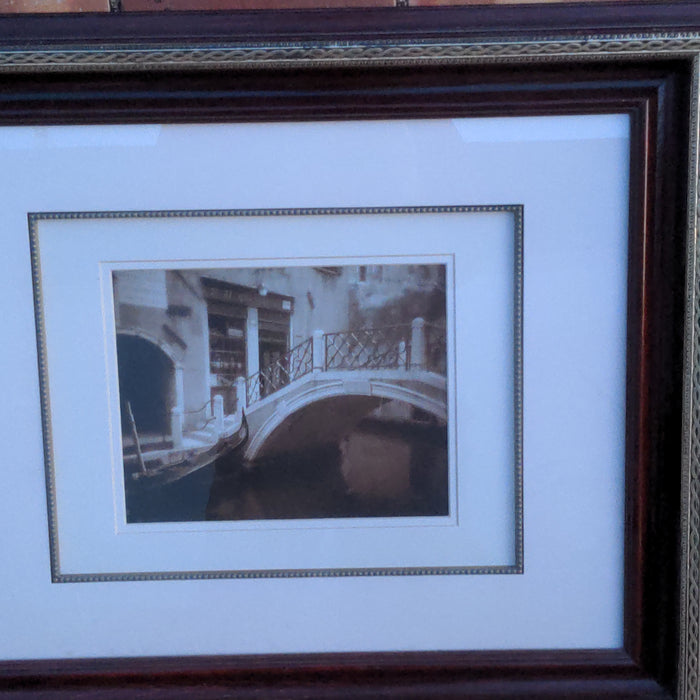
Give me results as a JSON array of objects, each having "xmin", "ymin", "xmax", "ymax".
[{"xmin": 0, "ymin": 3, "xmax": 697, "ymax": 697}]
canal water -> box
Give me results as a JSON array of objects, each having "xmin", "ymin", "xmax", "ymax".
[{"xmin": 125, "ymin": 418, "xmax": 448, "ymax": 523}]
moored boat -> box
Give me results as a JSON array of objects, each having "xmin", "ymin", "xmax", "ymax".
[{"xmin": 124, "ymin": 410, "xmax": 249, "ymax": 486}]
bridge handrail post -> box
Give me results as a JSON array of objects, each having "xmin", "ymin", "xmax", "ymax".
[
  {"xmin": 312, "ymin": 329, "xmax": 325, "ymax": 371},
  {"xmin": 235, "ymin": 375, "xmax": 248, "ymax": 409},
  {"xmin": 213, "ymin": 394, "xmax": 225, "ymax": 436},
  {"xmin": 170, "ymin": 407, "xmax": 183, "ymax": 449},
  {"xmin": 398, "ymin": 340, "xmax": 407, "ymax": 369},
  {"xmin": 410, "ymin": 317, "xmax": 426, "ymax": 370},
  {"xmin": 170, "ymin": 363, "xmax": 185, "ymax": 448}
]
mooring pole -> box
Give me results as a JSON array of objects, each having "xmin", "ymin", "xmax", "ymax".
[{"xmin": 126, "ymin": 401, "xmax": 147, "ymax": 475}]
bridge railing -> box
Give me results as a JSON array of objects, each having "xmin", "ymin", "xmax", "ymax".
[
  {"xmin": 246, "ymin": 337, "xmax": 313, "ymax": 404},
  {"xmin": 324, "ymin": 326, "xmax": 410, "ymax": 371},
  {"xmin": 243, "ymin": 319, "xmax": 447, "ymax": 407},
  {"xmin": 425, "ymin": 322, "xmax": 447, "ymax": 375}
]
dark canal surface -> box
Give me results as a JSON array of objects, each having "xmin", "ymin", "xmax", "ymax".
[{"xmin": 125, "ymin": 418, "xmax": 448, "ymax": 524}]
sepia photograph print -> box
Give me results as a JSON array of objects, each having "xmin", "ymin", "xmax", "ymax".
[{"xmin": 114, "ymin": 262, "xmax": 449, "ymax": 524}]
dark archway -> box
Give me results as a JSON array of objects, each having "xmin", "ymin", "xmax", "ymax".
[{"xmin": 117, "ymin": 334, "xmax": 174, "ymax": 437}]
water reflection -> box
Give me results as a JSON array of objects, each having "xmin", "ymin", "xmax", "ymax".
[{"xmin": 126, "ymin": 418, "xmax": 448, "ymax": 523}]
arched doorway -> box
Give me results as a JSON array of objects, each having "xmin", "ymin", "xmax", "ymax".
[{"xmin": 117, "ymin": 334, "xmax": 174, "ymax": 438}]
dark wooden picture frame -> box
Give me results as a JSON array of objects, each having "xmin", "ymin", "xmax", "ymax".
[{"xmin": 0, "ymin": 2, "xmax": 698, "ymax": 697}]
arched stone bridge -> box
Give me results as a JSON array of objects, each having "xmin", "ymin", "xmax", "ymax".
[{"xmin": 231, "ymin": 319, "xmax": 447, "ymax": 461}]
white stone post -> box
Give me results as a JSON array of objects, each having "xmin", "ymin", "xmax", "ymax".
[
  {"xmin": 410, "ymin": 317, "xmax": 426, "ymax": 370},
  {"xmin": 170, "ymin": 408, "xmax": 183, "ymax": 449},
  {"xmin": 174, "ymin": 365, "xmax": 185, "ymax": 412},
  {"xmin": 246, "ymin": 307, "xmax": 259, "ymax": 379},
  {"xmin": 171, "ymin": 365, "xmax": 185, "ymax": 448},
  {"xmin": 235, "ymin": 375, "xmax": 247, "ymax": 411},
  {"xmin": 213, "ymin": 394, "xmax": 225, "ymax": 437},
  {"xmin": 312, "ymin": 329, "xmax": 325, "ymax": 371},
  {"xmin": 398, "ymin": 340, "xmax": 407, "ymax": 369}
]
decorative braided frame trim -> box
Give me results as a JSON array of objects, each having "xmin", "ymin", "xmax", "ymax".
[
  {"xmin": 0, "ymin": 33, "xmax": 700, "ymax": 72},
  {"xmin": 681, "ymin": 54, "xmax": 700, "ymax": 700}
]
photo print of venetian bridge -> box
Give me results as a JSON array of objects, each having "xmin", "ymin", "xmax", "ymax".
[{"xmin": 113, "ymin": 262, "xmax": 449, "ymax": 523}]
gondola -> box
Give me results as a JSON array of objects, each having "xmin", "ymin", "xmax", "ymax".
[{"xmin": 126, "ymin": 410, "xmax": 249, "ymax": 487}]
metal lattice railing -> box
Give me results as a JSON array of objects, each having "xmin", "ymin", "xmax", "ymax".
[
  {"xmin": 243, "ymin": 322, "xmax": 447, "ymax": 406},
  {"xmin": 246, "ymin": 337, "xmax": 313, "ymax": 404},
  {"xmin": 324, "ymin": 326, "xmax": 410, "ymax": 371},
  {"xmin": 425, "ymin": 323, "xmax": 447, "ymax": 375}
]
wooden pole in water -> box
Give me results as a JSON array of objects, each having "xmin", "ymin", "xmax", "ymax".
[{"xmin": 126, "ymin": 401, "xmax": 147, "ymax": 475}]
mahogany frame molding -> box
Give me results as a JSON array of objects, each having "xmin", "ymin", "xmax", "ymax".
[{"xmin": 0, "ymin": 2, "xmax": 698, "ymax": 698}]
